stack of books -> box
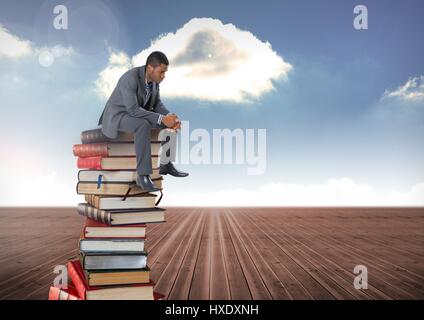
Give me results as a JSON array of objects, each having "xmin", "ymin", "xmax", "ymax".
[{"xmin": 49, "ymin": 128, "xmax": 166, "ymax": 300}]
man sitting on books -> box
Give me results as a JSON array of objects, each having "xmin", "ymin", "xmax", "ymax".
[{"xmin": 98, "ymin": 51, "xmax": 188, "ymax": 192}]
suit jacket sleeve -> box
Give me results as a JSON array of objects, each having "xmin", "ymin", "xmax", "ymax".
[{"xmin": 119, "ymin": 74, "xmax": 161, "ymax": 125}]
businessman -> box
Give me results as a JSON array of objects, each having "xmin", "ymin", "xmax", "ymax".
[{"xmin": 98, "ymin": 51, "xmax": 188, "ymax": 192}]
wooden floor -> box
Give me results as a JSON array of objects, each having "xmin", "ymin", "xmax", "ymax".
[{"xmin": 0, "ymin": 207, "xmax": 423, "ymax": 300}]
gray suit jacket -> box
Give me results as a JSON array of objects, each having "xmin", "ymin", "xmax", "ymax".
[{"xmin": 98, "ymin": 65, "xmax": 170, "ymax": 139}]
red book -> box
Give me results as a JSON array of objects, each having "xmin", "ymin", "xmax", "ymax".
[
  {"xmin": 73, "ymin": 143, "xmax": 111, "ymax": 157},
  {"xmin": 84, "ymin": 218, "xmax": 147, "ymax": 238},
  {"xmin": 48, "ymin": 284, "xmax": 81, "ymax": 300},
  {"xmin": 67, "ymin": 260, "xmax": 163, "ymax": 300},
  {"xmin": 77, "ymin": 156, "xmax": 103, "ymax": 170},
  {"xmin": 73, "ymin": 142, "xmax": 160, "ymax": 158}
]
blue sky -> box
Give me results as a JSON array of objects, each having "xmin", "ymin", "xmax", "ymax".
[{"xmin": 0, "ymin": 0, "xmax": 423, "ymax": 206}]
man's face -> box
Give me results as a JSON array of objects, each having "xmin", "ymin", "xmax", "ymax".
[{"xmin": 147, "ymin": 63, "xmax": 168, "ymax": 84}]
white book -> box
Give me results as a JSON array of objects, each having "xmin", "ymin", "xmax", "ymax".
[
  {"xmin": 78, "ymin": 169, "xmax": 161, "ymax": 182},
  {"xmin": 80, "ymin": 239, "xmax": 145, "ymax": 253}
]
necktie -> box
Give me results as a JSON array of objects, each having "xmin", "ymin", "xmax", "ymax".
[{"xmin": 144, "ymin": 82, "xmax": 153, "ymax": 108}]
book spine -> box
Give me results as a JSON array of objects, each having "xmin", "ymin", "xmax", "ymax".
[
  {"xmin": 73, "ymin": 143, "xmax": 109, "ymax": 157},
  {"xmin": 84, "ymin": 194, "xmax": 95, "ymax": 207},
  {"xmin": 77, "ymin": 156, "xmax": 102, "ymax": 170},
  {"xmin": 67, "ymin": 262, "xmax": 87, "ymax": 300},
  {"xmin": 81, "ymin": 129, "xmax": 107, "ymax": 144},
  {"xmin": 84, "ymin": 194, "xmax": 100, "ymax": 209},
  {"xmin": 78, "ymin": 254, "xmax": 86, "ymax": 273},
  {"xmin": 77, "ymin": 203, "xmax": 112, "ymax": 224},
  {"xmin": 93, "ymin": 195, "xmax": 100, "ymax": 208},
  {"xmin": 81, "ymin": 129, "xmax": 161, "ymax": 143},
  {"xmin": 77, "ymin": 183, "xmax": 155, "ymax": 196},
  {"xmin": 81, "ymin": 129, "xmax": 137, "ymax": 144}
]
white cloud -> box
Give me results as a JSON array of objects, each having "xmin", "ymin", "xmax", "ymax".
[
  {"xmin": 2, "ymin": 173, "xmax": 423, "ymax": 207},
  {"xmin": 0, "ymin": 170, "xmax": 80, "ymax": 207},
  {"xmin": 96, "ymin": 17, "xmax": 293, "ymax": 102},
  {"xmin": 162, "ymin": 178, "xmax": 424, "ymax": 206},
  {"xmin": 371, "ymin": 75, "xmax": 424, "ymax": 122},
  {"xmin": 0, "ymin": 24, "xmax": 33, "ymax": 58},
  {"xmin": 0, "ymin": 24, "xmax": 74, "ymax": 65},
  {"xmin": 95, "ymin": 51, "xmax": 131, "ymax": 98},
  {"xmin": 0, "ymin": 138, "xmax": 79, "ymax": 206},
  {"xmin": 49, "ymin": 45, "xmax": 75, "ymax": 57},
  {"xmin": 20, "ymin": 172, "xmax": 80, "ymax": 206},
  {"xmin": 382, "ymin": 76, "xmax": 424, "ymax": 101}
]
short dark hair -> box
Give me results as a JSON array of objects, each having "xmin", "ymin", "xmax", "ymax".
[{"xmin": 146, "ymin": 51, "xmax": 169, "ymax": 67}]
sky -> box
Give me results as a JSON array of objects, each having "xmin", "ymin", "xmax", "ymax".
[{"xmin": 0, "ymin": 0, "xmax": 423, "ymax": 206}]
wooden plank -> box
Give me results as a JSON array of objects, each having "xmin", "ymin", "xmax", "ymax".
[
  {"xmin": 168, "ymin": 211, "xmax": 207, "ymax": 299},
  {"xmin": 216, "ymin": 209, "xmax": 252, "ymax": 300},
  {"xmin": 188, "ymin": 209, "xmax": 213, "ymax": 299},
  {"xmin": 148, "ymin": 209, "xmax": 198, "ymax": 287},
  {"xmin": 144, "ymin": 207, "xmax": 184, "ymax": 239},
  {"xmin": 224, "ymin": 208, "xmax": 291, "ymax": 299},
  {"xmin": 222, "ymin": 209, "xmax": 272, "ymax": 299},
  {"xmin": 153, "ymin": 209, "xmax": 205, "ymax": 299},
  {"xmin": 146, "ymin": 209, "xmax": 194, "ymax": 264},
  {"xmin": 209, "ymin": 210, "xmax": 231, "ymax": 300}
]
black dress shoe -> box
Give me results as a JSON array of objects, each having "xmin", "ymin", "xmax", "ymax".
[
  {"xmin": 136, "ymin": 175, "xmax": 160, "ymax": 192},
  {"xmin": 159, "ymin": 162, "xmax": 189, "ymax": 177}
]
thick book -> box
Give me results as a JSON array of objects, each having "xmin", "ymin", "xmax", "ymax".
[
  {"xmin": 77, "ymin": 156, "xmax": 159, "ymax": 170},
  {"xmin": 67, "ymin": 260, "xmax": 163, "ymax": 300},
  {"xmin": 84, "ymin": 219, "xmax": 146, "ymax": 238},
  {"xmin": 80, "ymin": 252, "xmax": 148, "ymax": 270},
  {"xmin": 84, "ymin": 193, "xmax": 157, "ymax": 210},
  {"xmin": 77, "ymin": 203, "xmax": 166, "ymax": 225},
  {"xmin": 73, "ymin": 142, "xmax": 161, "ymax": 158},
  {"xmin": 81, "ymin": 128, "xmax": 160, "ymax": 144},
  {"xmin": 83, "ymin": 267, "xmax": 151, "ymax": 287},
  {"xmin": 78, "ymin": 169, "xmax": 161, "ymax": 182},
  {"xmin": 79, "ymin": 234, "xmax": 146, "ymax": 254},
  {"xmin": 76, "ymin": 178, "xmax": 162, "ymax": 196}
]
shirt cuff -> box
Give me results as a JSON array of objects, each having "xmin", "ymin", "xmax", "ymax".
[{"xmin": 157, "ymin": 114, "xmax": 164, "ymax": 125}]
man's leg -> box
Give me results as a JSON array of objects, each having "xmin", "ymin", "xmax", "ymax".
[
  {"xmin": 154, "ymin": 124, "xmax": 188, "ymax": 177},
  {"xmin": 157, "ymin": 128, "xmax": 177, "ymax": 165},
  {"xmin": 118, "ymin": 115, "xmax": 153, "ymax": 175}
]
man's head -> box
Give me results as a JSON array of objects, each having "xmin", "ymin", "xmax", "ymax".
[{"xmin": 145, "ymin": 51, "xmax": 169, "ymax": 84}]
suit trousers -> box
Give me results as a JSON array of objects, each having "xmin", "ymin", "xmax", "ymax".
[{"xmin": 118, "ymin": 114, "xmax": 177, "ymax": 176}]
